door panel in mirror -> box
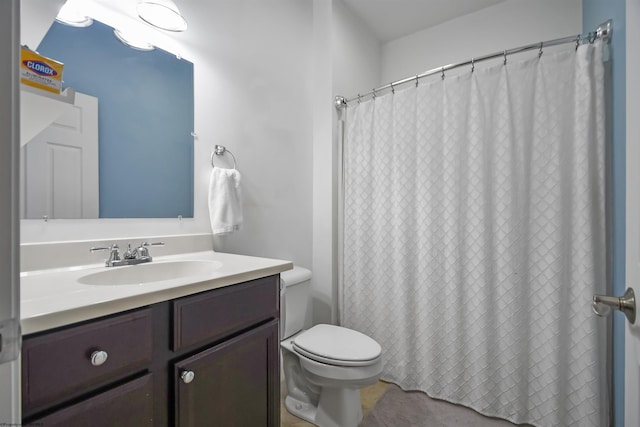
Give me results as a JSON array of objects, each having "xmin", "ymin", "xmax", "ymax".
[{"xmin": 21, "ymin": 92, "xmax": 99, "ymax": 219}]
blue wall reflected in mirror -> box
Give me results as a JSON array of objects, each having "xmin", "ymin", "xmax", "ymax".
[{"xmin": 37, "ymin": 20, "xmax": 194, "ymax": 218}]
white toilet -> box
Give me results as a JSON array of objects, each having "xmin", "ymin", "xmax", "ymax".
[{"xmin": 280, "ymin": 267, "xmax": 383, "ymax": 427}]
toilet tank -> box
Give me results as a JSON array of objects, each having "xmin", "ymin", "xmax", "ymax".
[{"xmin": 280, "ymin": 266, "xmax": 312, "ymax": 339}]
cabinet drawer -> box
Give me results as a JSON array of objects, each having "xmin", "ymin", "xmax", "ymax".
[
  {"xmin": 22, "ymin": 308, "xmax": 152, "ymax": 416},
  {"xmin": 173, "ymin": 275, "xmax": 278, "ymax": 351},
  {"xmin": 31, "ymin": 374, "xmax": 154, "ymax": 427}
]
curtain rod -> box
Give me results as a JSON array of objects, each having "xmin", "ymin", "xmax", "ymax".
[{"xmin": 335, "ymin": 19, "xmax": 612, "ymax": 109}]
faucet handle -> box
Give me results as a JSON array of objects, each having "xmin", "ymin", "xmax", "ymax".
[
  {"xmin": 89, "ymin": 244, "xmax": 121, "ymax": 267},
  {"xmin": 138, "ymin": 241, "xmax": 164, "ymax": 258},
  {"xmin": 89, "ymin": 244, "xmax": 119, "ymax": 254},
  {"xmin": 141, "ymin": 241, "xmax": 165, "ymax": 248}
]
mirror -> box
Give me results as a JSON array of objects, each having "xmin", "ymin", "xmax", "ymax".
[{"xmin": 21, "ymin": 19, "xmax": 194, "ymax": 219}]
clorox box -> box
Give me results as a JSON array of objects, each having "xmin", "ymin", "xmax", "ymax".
[{"xmin": 20, "ymin": 46, "xmax": 64, "ymax": 94}]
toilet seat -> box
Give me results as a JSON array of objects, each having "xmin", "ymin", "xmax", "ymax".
[{"xmin": 292, "ymin": 324, "xmax": 382, "ymax": 367}]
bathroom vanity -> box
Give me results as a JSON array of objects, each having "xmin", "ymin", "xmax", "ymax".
[{"xmin": 19, "ymin": 246, "xmax": 291, "ymax": 426}]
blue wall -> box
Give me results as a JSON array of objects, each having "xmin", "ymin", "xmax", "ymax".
[
  {"xmin": 583, "ymin": 1, "xmax": 626, "ymax": 426},
  {"xmin": 37, "ymin": 20, "xmax": 194, "ymax": 218}
]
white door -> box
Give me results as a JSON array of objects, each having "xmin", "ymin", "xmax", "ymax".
[
  {"xmin": 0, "ymin": 0, "xmax": 21, "ymax": 423},
  {"xmin": 21, "ymin": 92, "xmax": 99, "ymax": 219},
  {"xmin": 627, "ymin": 0, "xmax": 640, "ymax": 425}
]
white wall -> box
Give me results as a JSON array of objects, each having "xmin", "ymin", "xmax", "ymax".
[
  {"xmin": 332, "ymin": 0, "xmax": 381, "ymax": 99},
  {"xmin": 191, "ymin": 0, "xmax": 314, "ymax": 268},
  {"xmin": 19, "ymin": 0, "xmax": 315, "ymax": 269},
  {"xmin": 311, "ymin": 0, "xmax": 334, "ymax": 325},
  {"xmin": 310, "ymin": 0, "xmax": 380, "ymax": 324},
  {"xmin": 380, "ymin": 0, "xmax": 582, "ymax": 85}
]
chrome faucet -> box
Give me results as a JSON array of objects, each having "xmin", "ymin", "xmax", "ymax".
[
  {"xmin": 90, "ymin": 241, "xmax": 165, "ymax": 267},
  {"xmin": 89, "ymin": 244, "xmax": 121, "ymax": 267}
]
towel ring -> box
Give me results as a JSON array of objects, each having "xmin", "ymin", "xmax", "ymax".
[{"xmin": 211, "ymin": 145, "xmax": 237, "ymax": 169}]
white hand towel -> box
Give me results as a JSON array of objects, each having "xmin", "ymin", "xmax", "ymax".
[{"xmin": 208, "ymin": 168, "xmax": 243, "ymax": 235}]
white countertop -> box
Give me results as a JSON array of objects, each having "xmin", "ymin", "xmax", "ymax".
[{"xmin": 21, "ymin": 251, "xmax": 293, "ymax": 335}]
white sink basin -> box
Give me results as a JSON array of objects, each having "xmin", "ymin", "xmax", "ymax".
[{"xmin": 78, "ymin": 260, "xmax": 223, "ymax": 286}]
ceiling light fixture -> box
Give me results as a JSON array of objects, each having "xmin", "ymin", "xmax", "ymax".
[
  {"xmin": 136, "ymin": 0, "xmax": 187, "ymax": 32},
  {"xmin": 56, "ymin": 0, "xmax": 93, "ymax": 27},
  {"xmin": 113, "ymin": 28, "xmax": 155, "ymax": 51}
]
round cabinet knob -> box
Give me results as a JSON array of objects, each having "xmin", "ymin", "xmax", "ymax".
[
  {"xmin": 90, "ymin": 350, "xmax": 108, "ymax": 366},
  {"xmin": 181, "ymin": 370, "xmax": 195, "ymax": 384}
]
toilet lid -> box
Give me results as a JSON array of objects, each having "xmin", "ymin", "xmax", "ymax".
[{"xmin": 292, "ymin": 324, "xmax": 382, "ymax": 367}]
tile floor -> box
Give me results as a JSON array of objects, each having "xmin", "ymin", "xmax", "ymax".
[
  {"xmin": 280, "ymin": 380, "xmax": 532, "ymax": 427},
  {"xmin": 280, "ymin": 381, "xmax": 390, "ymax": 427}
]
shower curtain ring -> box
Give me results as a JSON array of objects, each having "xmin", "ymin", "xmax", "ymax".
[
  {"xmin": 372, "ymin": 88, "xmax": 376, "ymax": 99},
  {"xmin": 441, "ymin": 67, "xmax": 445, "ymax": 80},
  {"xmin": 357, "ymin": 94, "xmax": 361, "ymax": 104},
  {"xmin": 503, "ymin": 50, "xmax": 507, "ymax": 65},
  {"xmin": 538, "ymin": 42, "xmax": 543, "ymax": 58},
  {"xmin": 575, "ymin": 36, "xmax": 581, "ymax": 50},
  {"xmin": 471, "ymin": 58, "xmax": 475, "ymax": 73},
  {"xmin": 390, "ymin": 82, "xmax": 395, "ymax": 94},
  {"xmin": 415, "ymin": 75, "xmax": 419, "ymax": 87}
]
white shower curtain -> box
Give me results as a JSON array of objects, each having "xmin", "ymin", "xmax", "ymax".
[{"xmin": 341, "ymin": 42, "xmax": 608, "ymax": 427}]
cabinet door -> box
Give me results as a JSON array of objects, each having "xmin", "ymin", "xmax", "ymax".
[
  {"xmin": 30, "ymin": 374, "xmax": 153, "ymax": 426},
  {"xmin": 174, "ymin": 320, "xmax": 280, "ymax": 427}
]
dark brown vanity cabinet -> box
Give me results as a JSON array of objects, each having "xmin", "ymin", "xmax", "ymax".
[{"xmin": 22, "ymin": 275, "xmax": 280, "ymax": 427}]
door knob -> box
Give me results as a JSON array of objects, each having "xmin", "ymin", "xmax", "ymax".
[
  {"xmin": 593, "ymin": 287, "xmax": 636, "ymax": 324},
  {"xmin": 90, "ymin": 350, "xmax": 108, "ymax": 366},
  {"xmin": 181, "ymin": 370, "xmax": 195, "ymax": 384}
]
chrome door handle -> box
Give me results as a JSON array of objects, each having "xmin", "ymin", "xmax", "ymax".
[
  {"xmin": 180, "ymin": 370, "xmax": 195, "ymax": 384},
  {"xmin": 593, "ymin": 287, "xmax": 636, "ymax": 324},
  {"xmin": 90, "ymin": 350, "xmax": 108, "ymax": 366}
]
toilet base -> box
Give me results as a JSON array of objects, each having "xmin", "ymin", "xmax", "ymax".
[
  {"xmin": 285, "ymin": 395, "xmax": 318, "ymax": 425},
  {"xmin": 285, "ymin": 387, "xmax": 363, "ymax": 427},
  {"xmin": 316, "ymin": 387, "xmax": 363, "ymax": 427}
]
